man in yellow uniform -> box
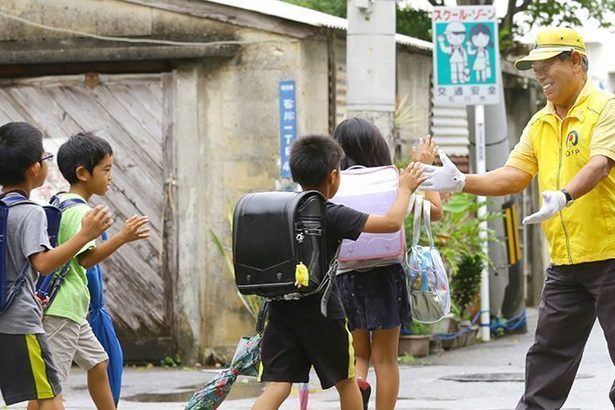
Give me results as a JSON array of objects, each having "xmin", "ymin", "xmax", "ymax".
[{"xmin": 420, "ymin": 27, "xmax": 615, "ymax": 409}]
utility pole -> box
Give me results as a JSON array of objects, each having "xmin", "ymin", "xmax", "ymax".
[{"xmin": 346, "ymin": 0, "xmax": 397, "ymax": 158}]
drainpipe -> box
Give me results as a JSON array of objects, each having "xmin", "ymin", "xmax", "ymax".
[{"xmin": 346, "ymin": 0, "xmax": 397, "ymax": 158}]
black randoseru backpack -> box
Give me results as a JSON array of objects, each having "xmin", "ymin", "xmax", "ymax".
[{"xmin": 233, "ymin": 191, "xmax": 337, "ymax": 316}]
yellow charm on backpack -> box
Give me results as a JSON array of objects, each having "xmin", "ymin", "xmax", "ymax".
[{"xmin": 295, "ymin": 262, "xmax": 309, "ymax": 287}]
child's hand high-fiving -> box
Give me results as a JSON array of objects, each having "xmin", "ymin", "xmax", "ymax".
[
  {"xmin": 412, "ymin": 135, "xmax": 439, "ymax": 165},
  {"xmin": 399, "ymin": 161, "xmax": 426, "ymax": 193},
  {"xmin": 119, "ymin": 215, "xmax": 150, "ymax": 243}
]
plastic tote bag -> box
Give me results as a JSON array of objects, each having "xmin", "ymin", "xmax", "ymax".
[{"xmin": 407, "ymin": 195, "xmax": 450, "ymax": 323}]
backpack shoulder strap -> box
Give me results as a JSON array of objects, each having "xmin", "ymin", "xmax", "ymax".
[
  {"xmin": 47, "ymin": 193, "xmax": 87, "ymax": 247},
  {"xmin": 50, "ymin": 193, "xmax": 87, "ymax": 212},
  {"xmin": 0, "ymin": 192, "xmax": 37, "ymax": 208},
  {"xmin": 35, "ymin": 194, "xmax": 88, "ymax": 309},
  {"xmin": 0, "ymin": 192, "xmax": 38, "ymax": 313}
]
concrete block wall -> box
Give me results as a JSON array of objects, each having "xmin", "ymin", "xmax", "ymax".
[
  {"xmin": 396, "ymin": 51, "xmax": 432, "ymax": 160},
  {"xmin": 175, "ymin": 32, "xmax": 330, "ymax": 363},
  {"xmin": 0, "ymin": 0, "xmax": 330, "ymax": 364},
  {"xmin": 0, "ymin": 0, "xmax": 236, "ymax": 41}
]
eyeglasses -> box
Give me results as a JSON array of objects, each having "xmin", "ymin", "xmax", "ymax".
[{"xmin": 39, "ymin": 152, "xmax": 54, "ymax": 163}]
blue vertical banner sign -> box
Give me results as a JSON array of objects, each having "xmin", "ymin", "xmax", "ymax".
[
  {"xmin": 279, "ymin": 80, "xmax": 297, "ymax": 178},
  {"xmin": 432, "ymin": 6, "xmax": 501, "ymax": 105}
]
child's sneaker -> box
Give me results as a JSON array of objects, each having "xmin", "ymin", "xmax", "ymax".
[{"xmin": 357, "ymin": 377, "xmax": 371, "ymax": 410}]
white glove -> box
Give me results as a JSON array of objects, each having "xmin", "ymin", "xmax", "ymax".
[
  {"xmin": 522, "ymin": 190, "xmax": 567, "ymax": 225},
  {"xmin": 419, "ymin": 151, "xmax": 466, "ymax": 192}
]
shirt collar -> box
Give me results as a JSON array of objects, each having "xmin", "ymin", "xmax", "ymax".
[
  {"xmin": 59, "ymin": 192, "xmax": 87, "ymax": 202},
  {"xmin": 543, "ymin": 79, "xmax": 594, "ymax": 120}
]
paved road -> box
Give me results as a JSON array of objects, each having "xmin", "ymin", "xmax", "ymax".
[{"xmin": 3, "ymin": 308, "xmax": 614, "ymax": 409}]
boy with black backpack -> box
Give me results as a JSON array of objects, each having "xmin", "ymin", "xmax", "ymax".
[
  {"xmin": 251, "ymin": 135, "xmax": 425, "ymax": 410},
  {"xmin": 29, "ymin": 132, "xmax": 150, "ymax": 410},
  {"xmin": 0, "ymin": 122, "xmax": 112, "ymax": 409}
]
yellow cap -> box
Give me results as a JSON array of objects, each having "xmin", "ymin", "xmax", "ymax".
[{"xmin": 515, "ymin": 27, "xmax": 586, "ymax": 71}]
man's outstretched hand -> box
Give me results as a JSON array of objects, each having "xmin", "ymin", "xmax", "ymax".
[
  {"xmin": 522, "ymin": 190, "xmax": 567, "ymax": 225},
  {"xmin": 419, "ymin": 151, "xmax": 466, "ymax": 192}
]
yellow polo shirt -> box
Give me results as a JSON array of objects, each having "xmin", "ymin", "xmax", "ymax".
[{"xmin": 506, "ymin": 81, "xmax": 615, "ymax": 265}]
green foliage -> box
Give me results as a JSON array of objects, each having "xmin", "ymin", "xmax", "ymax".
[
  {"xmin": 394, "ymin": 94, "xmax": 416, "ymax": 133},
  {"xmin": 282, "ymin": 0, "xmax": 431, "ymax": 41},
  {"xmin": 451, "ymin": 255, "xmax": 483, "ymax": 318},
  {"xmin": 524, "ymin": 0, "xmax": 614, "ymax": 31},
  {"xmin": 410, "ymin": 321, "xmax": 431, "ymax": 335},
  {"xmin": 398, "ymin": 352, "xmax": 417, "ymax": 364},
  {"xmin": 405, "ymin": 192, "xmax": 502, "ymax": 321},
  {"xmin": 210, "ymin": 213, "xmax": 262, "ymax": 320},
  {"xmin": 283, "ymin": 0, "xmax": 346, "ymax": 17},
  {"xmin": 160, "ymin": 354, "xmax": 181, "ymax": 368},
  {"xmin": 406, "ymin": 192, "xmax": 501, "ymax": 277},
  {"xmin": 396, "ymin": 6, "xmax": 431, "ymax": 41},
  {"xmin": 286, "ymin": 0, "xmax": 615, "ymax": 57},
  {"xmin": 498, "ymin": 25, "xmax": 513, "ymax": 56}
]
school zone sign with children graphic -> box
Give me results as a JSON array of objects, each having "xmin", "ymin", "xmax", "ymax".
[{"xmin": 432, "ymin": 6, "xmax": 501, "ymax": 106}]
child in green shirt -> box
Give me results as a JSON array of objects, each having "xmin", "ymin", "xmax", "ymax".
[{"xmin": 31, "ymin": 132, "xmax": 150, "ymax": 410}]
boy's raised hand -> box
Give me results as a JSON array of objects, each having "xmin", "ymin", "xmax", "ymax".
[
  {"xmin": 80, "ymin": 205, "xmax": 114, "ymax": 241},
  {"xmin": 119, "ymin": 215, "xmax": 150, "ymax": 243},
  {"xmin": 399, "ymin": 161, "xmax": 426, "ymax": 193},
  {"xmin": 412, "ymin": 135, "xmax": 438, "ymax": 165}
]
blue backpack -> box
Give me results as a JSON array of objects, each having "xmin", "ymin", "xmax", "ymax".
[
  {"xmin": 35, "ymin": 194, "xmax": 87, "ymax": 307},
  {"xmin": 0, "ymin": 192, "xmax": 62, "ymax": 313}
]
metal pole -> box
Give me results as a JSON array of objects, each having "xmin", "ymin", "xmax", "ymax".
[{"xmin": 475, "ymin": 104, "xmax": 491, "ymax": 342}]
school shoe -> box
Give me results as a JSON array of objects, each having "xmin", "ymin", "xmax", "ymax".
[{"xmin": 357, "ymin": 377, "xmax": 371, "ymax": 410}]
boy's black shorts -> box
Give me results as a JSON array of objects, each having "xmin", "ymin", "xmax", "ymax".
[
  {"xmin": 0, "ymin": 333, "xmax": 62, "ymax": 405},
  {"xmin": 259, "ymin": 314, "xmax": 356, "ymax": 389}
]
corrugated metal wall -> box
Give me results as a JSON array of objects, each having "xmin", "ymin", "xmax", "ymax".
[{"xmin": 431, "ymin": 103, "xmax": 470, "ymax": 157}]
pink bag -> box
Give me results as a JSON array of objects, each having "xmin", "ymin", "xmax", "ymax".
[{"xmin": 330, "ymin": 166, "xmax": 406, "ymax": 271}]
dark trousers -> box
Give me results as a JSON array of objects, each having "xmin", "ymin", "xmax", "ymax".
[{"xmin": 517, "ymin": 258, "xmax": 615, "ymax": 410}]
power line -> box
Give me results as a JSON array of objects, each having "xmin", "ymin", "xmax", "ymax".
[{"xmin": 0, "ymin": 9, "xmax": 296, "ymax": 48}]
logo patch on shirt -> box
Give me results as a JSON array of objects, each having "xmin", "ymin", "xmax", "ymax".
[{"xmin": 565, "ymin": 130, "xmax": 580, "ymax": 157}]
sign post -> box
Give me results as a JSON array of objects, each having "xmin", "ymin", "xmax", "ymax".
[
  {"xmin": 432, "ymin": 6, "xmax": 501, "ymax": 342},
  {"xmin": 279, "ymin": 80, "xmax": 297, "ymax": 180}
]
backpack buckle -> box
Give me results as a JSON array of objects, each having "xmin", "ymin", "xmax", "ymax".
[
  {"xmin": 295, "ymin": 222, "xmax": 322, "ymax": 236},
  {"xmin": 304, "ymin": 227, "xmax": 322, "ymax": 236}
]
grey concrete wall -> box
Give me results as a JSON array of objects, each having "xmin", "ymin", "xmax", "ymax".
[
  {"xmin": 174, "ymin": 64, "xmax": 207, "ymax": 365},
  {"xmin": 334, "ymin": 42, "xmax": 433, "ymax": 161},
  {"xmin": 396, "ymin": 51, "xmax": 432, "ymax": 161},
  {"xmin": 180, "ymin": 33, "xmax": 330, "ymax": 363},
  {"xmin": 0, "ymin": 0, "xmax": 237, "ymax": 42},
  {"xmin": 0, "ymin": 0, "xmax": 330, "ymax": 363}
]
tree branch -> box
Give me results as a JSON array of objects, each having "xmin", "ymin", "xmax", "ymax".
[
  {"xmin": 514, "ymin": 0, "xmax": 532, "ymax": 14},
  {"xmin": 502, "ymin": 0, "xmax": 516, "ymax": 30},
  {"xmin": 426, "ymin": 0, "xmax": 444, "ymax": 6}
]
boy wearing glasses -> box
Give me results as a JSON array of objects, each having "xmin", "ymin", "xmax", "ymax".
[
  {"xmin": 28, "ymin": 132, "xmax": 150, "ymax": 410},
  {"xmin": 0, "ymin": 122, "xmax": 112, "ymax": 409}
]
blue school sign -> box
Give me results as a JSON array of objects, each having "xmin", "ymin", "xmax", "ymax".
[
  {"xmin": 432, "ymin": 6, "xmax": 501, "ymax": 105},
  {"xmin": 279, "ymin": 80, "xmax": 297, "ymax": 178}
]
